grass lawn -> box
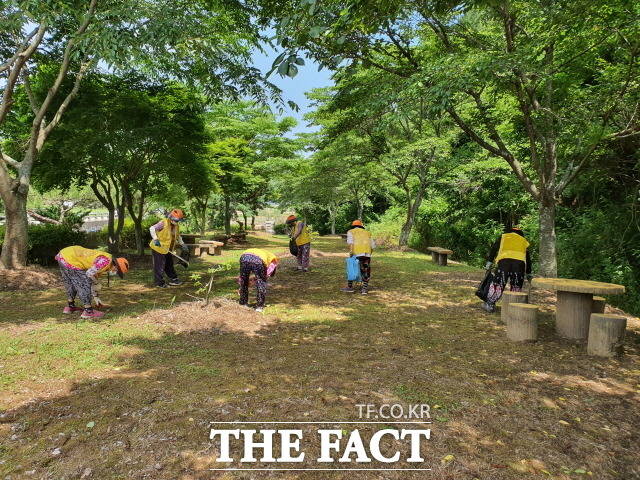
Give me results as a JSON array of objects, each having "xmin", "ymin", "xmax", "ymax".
[{"xmin": 1, "ymin": 233, "xmax": 639, "ymax": 479}]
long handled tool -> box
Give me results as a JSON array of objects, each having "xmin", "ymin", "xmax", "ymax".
[{"xmin": 169, "ymin": 250, "xmax": 190, "ymax": 269}]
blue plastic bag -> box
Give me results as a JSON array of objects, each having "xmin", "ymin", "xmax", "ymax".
[{"xmin": 346, "ymin": 256, "xmax": 362, "ymax": 282}]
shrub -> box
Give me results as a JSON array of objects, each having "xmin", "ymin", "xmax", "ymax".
[
  {"xmin": 34, "ymin": 205, "xmax": 90, "ymax": 229},
  {"xmin": 98, "ymin": 217, "xmax": 158, "ymax": 250},
  {"xmin": 0, "ymin": 224, "xmax": 87, "ymax": 266},
  {"xmin": 273, "ymin": 223, "xmax": 289, "ymax": 235},
  {"xmin": 367, "ymin": 207, "xmax": 405, "ymax": 248}
]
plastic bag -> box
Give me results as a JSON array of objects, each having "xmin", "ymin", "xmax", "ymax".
[
  {"xmin": 475, "ymin": 269, "xmax": 494, "ymax": 301},
  {"xmin": 346, "ymin": 256, "xmax": 362, "ymax": 282},
  {"xmin": 289, "ymin": 239, "xmax": 299, "ymax": 256}
]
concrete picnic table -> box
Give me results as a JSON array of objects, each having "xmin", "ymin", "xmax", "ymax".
[
  {"xmin": 531, "ymin": 277, "xmax": 625, "ymax": 341},
  {"xmin": 181, "ymin": 233, "xmax": 204, "ymax": 243}
]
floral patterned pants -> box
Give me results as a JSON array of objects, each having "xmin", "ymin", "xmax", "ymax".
[
  {"xmin": 486, "ymin": 268, "xmax": 525, "ymax": 306},
  {"xmin": 296, "ymin": 243, "xmax": 311, "ymax": 269},
  {"xmin": 58, "ymin": 260, "xmax": 93, "ymax": 306},
  {"xmin": 239, "ymin": 254, "xmax": 268, "ymax": 308}
]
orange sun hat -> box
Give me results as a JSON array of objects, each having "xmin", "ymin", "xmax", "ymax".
[
  {"xmin": 114, "ymin": 257, "xmax": 129, "ymax": 278},
  {"xmin": 351, "ymin": 219, "xmax": 363, "ymax": 227},
  {"xmin": 168, "ymin": 209, "xmax": 185, "ymax": 222}
]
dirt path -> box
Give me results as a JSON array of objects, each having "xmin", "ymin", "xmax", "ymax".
[{"xmin": 1, "ymin": 235, "xmax": 639, "ymax": 479}]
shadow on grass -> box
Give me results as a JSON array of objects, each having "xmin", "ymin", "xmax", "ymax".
[
  {"xmin": 2, "ymin": 296, "xmax": 640, "ymax": 479},
  {"xmin": 2, "ymin": 234, "xmax": 640, "ymax": 479}
]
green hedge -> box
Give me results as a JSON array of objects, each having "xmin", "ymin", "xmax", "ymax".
[
  {"xmin": 273, "ymin": 223, "xmax": 289, "ymax": 235},
  {"xmin": 98, "ymin": 218, "xmax": 158, "ymax": 250},
  {"xmin": 0, "ymin": 224, "xmax": 87, "ymax": 266}
]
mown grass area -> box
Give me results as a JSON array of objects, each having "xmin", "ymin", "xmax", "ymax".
[{"xmin": 0, "ymin": 234, "xmax": 639, "ymax": 479}]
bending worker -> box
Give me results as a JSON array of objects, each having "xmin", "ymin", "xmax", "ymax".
[
  {"xmin": 238, "ymin": 248, "xmax": 279, "ymax": 312},
  {"xmin": 55, "ymin": 246, "xmax": 129, "ymax": 319},
  {"xmin": 149, "ymin": 208, "xmax": 189, "ymax": 288},
  {"xmin": 342, "ymin": 219, "xmax": 376, "ymax": 295},
  {"xmin": 286, "ymin": 214, "xmax": 312, "ymax": 272},
  {"xmin": 481, "ymin": 226, "xmax": 533, "ymax": 313}
]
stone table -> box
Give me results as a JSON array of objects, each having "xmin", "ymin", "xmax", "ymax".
[{"xmin": 531, "ymin": 278, "xmax": 625, "ymax": 341}]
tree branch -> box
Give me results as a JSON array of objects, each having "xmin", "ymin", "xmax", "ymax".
[
  {"xmin": 28, "ymin": 0, "xmax": 97, "ymax": 158},
  {"xmin": 446, "ymin": 105, "xmax": 540, "ymax": 199},
  {"xmin": 0, "ymin": 25, "xmax": 40, "ymax": 74},
  {"xmin": 0, "ymin": 151, "xmax": 20, "ymax": 168},
  {"xmin": 27, "ymin": 210, "xmax": 61, "ymax": 225},
  {"xmin": 0, "ymin": 23, "xmax": 47, "ymax": 126}
]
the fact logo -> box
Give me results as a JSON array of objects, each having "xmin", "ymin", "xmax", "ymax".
[
  {"xmin": 210, "ymin": 429, "xmax": 431, "ymax": 464},
  {"xmin": 209, "ymin": 408, "xmax": 433, "ymax": 472}
]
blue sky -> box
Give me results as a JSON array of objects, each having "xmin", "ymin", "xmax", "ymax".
[{"xmin": 250, "ymin": 44, "xmax": 333, "ymax": 136}]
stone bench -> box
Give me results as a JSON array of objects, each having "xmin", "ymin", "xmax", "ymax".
[
  {"xmin": 426, "ymin": 247, "xmax": 454, "ymax": 266},
  {"xmin": 198, "ymin": 240, "xmax": 224, "ymax": 256},
  {"xmin": 507, "ymin": 303, "xmax": 538, "ymax": 342},
  {"xmin": 183, "ymin": 242, "xmax": 222, "ymax": 257},
  {"xmin": 587, "ymin": 313, "xmax": 627, "ymax": 357}
]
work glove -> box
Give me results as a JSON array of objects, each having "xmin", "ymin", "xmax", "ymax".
[
  {"xmin": 484, "ymin": 261, "xmax": 492, "ymax": 270},
  {"xmin": 153, "ymin": 239, "xmax": 161, "ymax": 247}
]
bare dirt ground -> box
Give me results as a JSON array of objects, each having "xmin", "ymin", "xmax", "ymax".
[
  {"xmin": 0, "ymin": 266, "xmax": 61, "ymax": 292},
  {"xmin": 1, "ymin": 235, "xmax": 639, "ymax": 480}
]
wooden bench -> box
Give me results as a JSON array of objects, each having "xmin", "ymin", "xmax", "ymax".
[{"xmin": 426, "ymin": 247, "xmax": 454, "ymax": 266}]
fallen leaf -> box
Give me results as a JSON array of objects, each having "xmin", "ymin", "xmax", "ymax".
[{"xmin": 441, "ymin": 454, "xmax": 455, "ymax": 464}]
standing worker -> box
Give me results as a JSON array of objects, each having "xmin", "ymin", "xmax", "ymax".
[
  {"xmin": 149, "ymin": 209, "xmax": 189, "ymax": 288},
  {"xmin": 342, "ymin": 220, "xmax": 376, "ymax": 295},
  {"xmin": 238, "ymin": 248, "xmax": 279, "ymax": 312},
  {"xmin": 55, "ymin": 246, "xmax": 129, "ymax": 319},
  {"xmin": 286, "ymin": 214, "xmax": 312, "ymax": 272},
  {"xmin": 481, "ymin": 226, "xmax": 533, "ymax": 313}
]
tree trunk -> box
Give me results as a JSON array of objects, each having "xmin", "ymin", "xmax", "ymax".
[
  {"xmin": 251, "ymin": 216, "xmax": 256, "ymax": 230},
  {"xmin": 124, "ymin": 186, "xmax": 147, "ymax": 256},
  {"xmin": 356, "ymin": 198, "xmax": 363, "ymax": 220},
  {"xmin": 133, "ymin": 221, "xmax": 143, "ymax": 255},
  {"xmin": 0, "ymin": 193, "xmax": 29, "ymax": 269},
  {"xmin": 399, "ymin": 187, "xmax": 426, "ymax": 247},
  {"xmin": 200, "ymin": 200, "xmax": 207, "ymax": 236},
  {"xmin": 328, "ymin": 203, "xmax": 336, "ymax": 235},
  {"xmin": 224, "ymin": 196, "xmax": 231, "ymax": 235},
  {"xmin": 538, "ymin": 199, "xmax": 557, "ymax": 277},
  {"xmin": 106, "ymin": 204, "xmax": 125, "ymax": 254},
  {"xmin": 107, "ymin": 208, "xmax": 117, "ymax": 254},
  {"xmin": 241, "ymin": 210, "xmax": 248, "ymax": 231}
]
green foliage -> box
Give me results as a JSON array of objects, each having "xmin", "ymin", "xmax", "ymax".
[
  {"xmin": 366, "ymin": 207, "xmax": 406, "ymax": 248},
  {"xmin": 34, "ymin": 205, "xmax": 90, "ymax": 229},
  {"xmin": 558, "ymin": 204, "xmax": 640, "ymax": 314},
  {"xmin": 273, "ymin": 223, "xmax": 289, "ymax": 235},
  {"xmin": 98, "ymin": 218, "xmax": 158, "ymax": 251},
  {"xmin": 190, "ymin": 261, "xmax": 235, "ymax": 306},
  {"xmin": 0, "ymin": 224, "xmax": 86, "ymax": 267}
]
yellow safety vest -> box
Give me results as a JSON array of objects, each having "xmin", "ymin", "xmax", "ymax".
[
  {"xmin": 149, "ymin": 218, "xmax": 179, "ymax": 254},
  {"xmin": 59, "ymin": 246, "xmax": 112, "ymax": 274},
  {"xmin": 348, "ymin": 228, "xmax": 372, "ymax": 255},
  {"xmin": 495, "ymin": 232, "xmax": 529, "ymax": 263},
  {"xmin": 243, "ymin": 248, "xmax": 278, "ymax": 267},
  {"xmin": 291, "ymin": 221, "xmax": 311, "ymax": 246}
]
